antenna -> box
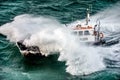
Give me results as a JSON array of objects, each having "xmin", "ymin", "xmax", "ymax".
[
  {"xmin": 86, "ymin": 5, "xmax": 92, "ymax": 25},
  {"xmin": 96, "ymin": 19, "xmax": 101, "ymax": 41},
  {"xmin": 86, "ymin": 8, "xmax": 90, "ymax": 25}
]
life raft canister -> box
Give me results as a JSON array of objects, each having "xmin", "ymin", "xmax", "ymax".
[{"xmin": 99, "ymin": 32, "xmax": 104, "ymax": 38}]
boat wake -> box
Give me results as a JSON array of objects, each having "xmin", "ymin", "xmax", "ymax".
[{"xmin": 0, "ymin": 2, "xmax": 120, "ymax": 76}]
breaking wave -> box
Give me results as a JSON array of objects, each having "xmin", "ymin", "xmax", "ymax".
[
  {"xmin": 0, "ymin": 15, "xmax": 67, "ymax": 56},
  {"xmin": 0, "ymin": 2, "xmax": 120, "ymax": 76}
]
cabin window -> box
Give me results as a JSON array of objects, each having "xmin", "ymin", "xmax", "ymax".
[
  {"xmin": 84, "ymin": 30, "xmax": 90, "ymax": 35},
  {"xmin": 73, "ymin": 31, "xmax": 77, "ymax": 35},
  {"xmin": 78, "ymin": 31, "xmax": 83, "ymax": 36}
]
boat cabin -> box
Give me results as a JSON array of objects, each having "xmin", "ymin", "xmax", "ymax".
[
  {"xmin": 71, "ymin": 8, "xmax": 105, "ymax": 44},
  {"xmin": 72, "ymin": 24, "xmax": 96, "ymax": 42}
]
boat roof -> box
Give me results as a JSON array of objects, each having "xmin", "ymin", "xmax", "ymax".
[{"xmin": 72, "ymin": 24, "xmax": 94, "ymax": 31}]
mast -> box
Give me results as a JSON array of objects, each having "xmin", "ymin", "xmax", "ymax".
[
  {"xmin": 86, "ymin": 8, "xmax": 90, "ymax": 25},
  {"xmin": 97, "ymin": 20, "xmax": 101, "ymax": 41}
]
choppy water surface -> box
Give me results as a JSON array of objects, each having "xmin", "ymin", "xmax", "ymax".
[{"xmin": 0, "ymin": 0, "xmax": 120, "ymax": 80}]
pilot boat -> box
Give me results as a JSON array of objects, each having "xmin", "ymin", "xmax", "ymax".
[{"xmin": 71, "ymin": 9, "xmax": 105, "ymax": 45}]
